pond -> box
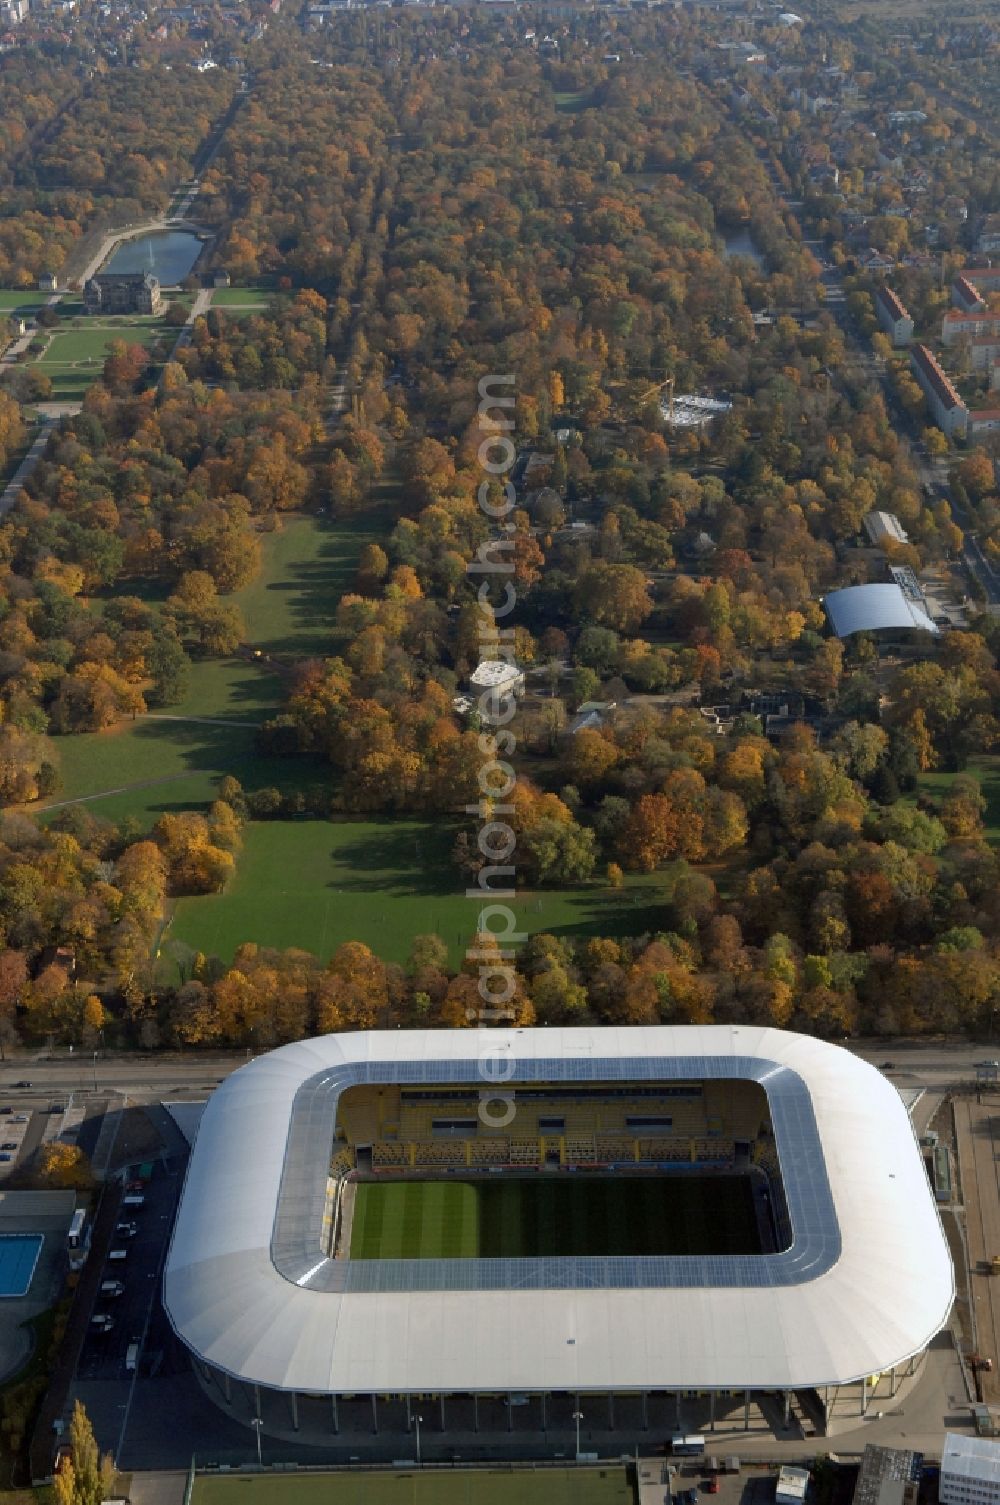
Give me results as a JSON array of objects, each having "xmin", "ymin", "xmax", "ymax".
[
  {"xmin": 102, "ymin": 230, "xmax": 206, "ymax": 285},
  {"xmin": 722, "ymin": 227, "xmax": 765, "ymax": 267}
]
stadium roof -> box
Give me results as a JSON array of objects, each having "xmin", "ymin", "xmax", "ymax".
[
  {"xmin": 163, "ymin": 1027, "xmax": 954, "ymax": 1397},
  {"xmin": 824, "ymin": 583, "xmax": 939, "ymax": 638}
]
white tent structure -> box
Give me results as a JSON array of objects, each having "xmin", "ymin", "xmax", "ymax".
[{"xmin": 164, "ymin": 1026, "xmax": 953, "ymax": 1428}]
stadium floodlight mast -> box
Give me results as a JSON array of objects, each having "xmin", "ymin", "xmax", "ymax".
[
  {"xmin": 250, "ymin": 1416, "xmax": 263, "ymax": 1468},
  {"xmin": 573, "ymin": 1408, "xmax": 584, "ymax": 1460}
]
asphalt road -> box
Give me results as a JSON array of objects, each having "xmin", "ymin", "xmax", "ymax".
[{"xmin": 0, "ymin": 1040, "xmax": 992, "ymax": 1110}]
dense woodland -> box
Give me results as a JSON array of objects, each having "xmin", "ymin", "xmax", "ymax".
[{"xmin": 0, "ymin": 9, "xmax": 998, "ymax": 1047}]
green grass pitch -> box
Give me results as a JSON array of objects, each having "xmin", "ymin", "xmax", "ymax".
[
  {"xmin": 350, "ymin": 1176, "xmax": 760, "ymax": 1260},
  {"xmin": 192, "ymin": 1467, "xmax": 634, "ymax": 1504}
]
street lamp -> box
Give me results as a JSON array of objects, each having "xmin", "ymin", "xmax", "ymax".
[
  {"xmin": 415, "ymin": 1412, "xmax": 423, "ymax": 1466},
  {"xmin": 573, "ymin": 1409, "xmax": 584, "ymax": 1461},
  {"xmin": 250, "ymin": 1416, "xmax": 263, "ymax": 1468}
]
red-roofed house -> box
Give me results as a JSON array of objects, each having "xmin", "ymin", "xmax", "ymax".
[
  {"xmin": 910, "ymin": 344, "xmax": 969, "ymax": 438},
  {"xmin": 875, "ymin": 286, "xmax": 914, "ymax": 346},
  {"xmin": 941, "ymin": 308, "xmax": 1000, "ymax": 346},
  {"xmin": 953, "ymin": 275, "xmax": 986, "ymax": 313}
]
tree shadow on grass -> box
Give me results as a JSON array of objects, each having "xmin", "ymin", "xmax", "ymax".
[
  {"xmin": 127, "ymin": 716, "xmax": 320, "ymax": 794},
  {"xmin": 246, "ymin": 514, "xmax": 389, "ymax": 658},
  {"xmin": 320, "ymin": 820, "xmax": 457, "ymax": 898}
]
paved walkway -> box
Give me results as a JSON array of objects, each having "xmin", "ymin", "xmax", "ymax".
[
  {"xmin": 955, "ymin": 1092, "xmax": 1000, "ymax": 1395},
  {"xmin": 139, "ymin": 713, "xmax": 260, "ymax": 728},
  {"xmin": 0, "ymin": 416, "xmax": 56, "ymax": 516},
  {"xmin": 130, "ymin": 1472, "xmax": 188, "ymax": 1505}
]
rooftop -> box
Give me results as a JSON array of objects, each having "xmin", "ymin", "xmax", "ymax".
[
  {"xmin": 942, "ymin": 1434, "xmax": 1000, "ymax": 1483},
  {"xmin": 824, "ymin": 583, "xmax": 939, "ymax": 638},
  {"xmin": 876, "ymin": 286, "xmax": 910, "ymax": 322},
  {"xmin": 911, "ymin": 343, "xmax": 965, "ymax": 412}
]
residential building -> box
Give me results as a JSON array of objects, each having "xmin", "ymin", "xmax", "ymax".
[
  {"xmin": 977, "ymin": 216, "xmax": 1000, "ymax": 255},
  {"xmin": 940, "ymin": 1434, "xmax": 1000, "ymax": 1505},
  {"xmin": 969, "ymin": 336, "xmax": 1000, "ymax": 372},
  {"xmin": 83, "ymin": 272, "xmax": 162, "ymax": 316},
  {"xmin": 910, "ymin": 344, "xmax": 968, "ymax": 437},
  {"xmin": 969, "ymin": 408, "xmax": 1000, "ymax": 437},
  {"xmin": 37, "ymin": 273, "xmax": 57, "ymax": 293},
  {"xmin": 963, "ymin": 267, "xmax": 1000, "ymax": 295},
  {"xmin": 875, "ymin": 286, "xmax": 913, "ymax": 346},
  {"xmin": 953, "ymin": 275, "xmax": 987, "ymax": 312},
  {"xmin": 941, "ymin": 308, "xmax": 1000, "ymax": 346},
  {"xmin": 858, "ymin": 248, "xmax": 895, "ymax": 273}
]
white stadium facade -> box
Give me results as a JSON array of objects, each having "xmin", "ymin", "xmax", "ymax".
[{"xmin": 163, "ymin": 1026, "xmax": 954, "ymax": 1442}]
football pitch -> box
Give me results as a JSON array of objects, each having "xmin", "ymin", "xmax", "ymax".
[
  {"xmin": 349, "ymin": 1175, "xmax": 760, "ymax": 1260},
  {"xmin": 192, "ymin": 1467, "xmax": 634, "ymax": 1504}
]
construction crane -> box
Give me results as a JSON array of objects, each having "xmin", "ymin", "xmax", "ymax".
[{"xmin": 636, "ymin": 375, "xmax": 675, "ymax": 421}]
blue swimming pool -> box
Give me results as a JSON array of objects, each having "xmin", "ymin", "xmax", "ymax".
[{"xmin": 0, "ymin": 1234, "xmax": 42, "ymax": 1296}]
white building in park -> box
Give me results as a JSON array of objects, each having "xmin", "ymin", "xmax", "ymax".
[
  {"xmin": 163, "ymin": 1026, "xmax": 953, "ymax": 1446},
  {"xmin": 468, "ymin": 659, "xmax": 524, "ymax": 719},
  {"xmin": 940, "ymin": 1435, "xmax": 1000, "ymax": 1505}
]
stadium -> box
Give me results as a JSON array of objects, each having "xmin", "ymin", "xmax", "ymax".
[{"xmin": 163, "ymin": 1026, "xmax": 954, "ymax": 1445}]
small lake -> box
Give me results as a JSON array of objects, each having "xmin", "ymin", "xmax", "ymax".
[
  {"xmin": 722, "ymin": 227, "xmax": 765, "ymax": 266},
  {"xmin": 102, "ymin": 230, "xmax": 205, "ymax": 285}
]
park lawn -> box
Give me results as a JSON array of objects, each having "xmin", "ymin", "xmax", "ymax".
[
  {"xmin": 192, "ymin": 1467, "xmax": 633, "ymax": 1505},
  {"xmin": 232, "ymin": 513, "xmax": 381, "ymax": 657},
  {"xmin": 166, "ymin": 818, "xmax": 674, "ymax": 968},
  {"xmin": 36, "ymin": 323, "xmax": 165, "ymax": 364},
  {"xmin": 210, "ymin": 287, "xmax": 273, "ymax": 307},
  {"xmin": 0, "ymin": 291, "xmax": 43, "ymax": 311},
  {"xmin": 34, "ymin": 659, "xmax": 303, "ymax": 829},
  {"xmin": 916, "ymin": 754, "xmax": 1000, "ymax": 843},
  {"xmin": 35, "ymin": 369, "xmax": 106, "ymax": 403}
]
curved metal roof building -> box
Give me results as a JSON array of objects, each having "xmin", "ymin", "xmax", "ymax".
[
  {"xmin": 163, "ymin": 1026, "xmax": 953, "ymax": 1399},
  {"xmin": 823, "ymin": 583, "xmax": 939, "ymax": 638}
]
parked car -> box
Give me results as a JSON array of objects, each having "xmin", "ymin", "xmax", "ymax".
[
  {"xmin": 48, "ymin": 1103, "xmax": 64, "ymax": 1113},
  {"xmin": 0, "ymin": 1107, "xmax": 12, "ymax": 1116},
  {"xmin": 879, "ymin": 1061, "xmax": 895, "ymax": 1070},
  {"xmin": 0, "ymin": 1153, "xmax": 13, "ymax": 1163},
  {"xmin": 13, "ymin": 1080, "xmax": 30, "ymax": 1088},
  {"xmin": 11, "ymin": 1115, "xmax": 26, "ymax": 1123},
  {"xmin": 705, "ymin": 1482, "xmax": 720, "ymax": 1495},
  {"xmin": 0, "ymin": 1142, "xmax": 17, "ymax": 1152}
]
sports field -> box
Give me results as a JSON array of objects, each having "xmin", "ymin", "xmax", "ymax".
[
  {"xmin": 192, "ymin": 1466, "xmax": 634, "ymax": 1504},
  {"xmin": 349, "ymin": 1175, "xmax": 760, "ymax": 1260}
]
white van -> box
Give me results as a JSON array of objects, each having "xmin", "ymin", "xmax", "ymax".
[
  {"xmin": 125, "ymin": 1343, "xmax": 139, "ymax": 1373},
  {"xmin": 107, "ymin": 1248, "xmax": 128, "ymax": 1263}
]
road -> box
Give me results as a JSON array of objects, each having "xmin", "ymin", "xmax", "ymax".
[
  {"xmin": 0, "ymin": 1053, "xmax": 245, "ymax": 1106},
  {"xmin": 0, "ymin": 1037, "xmax": 989, "ymax": 1115},
  {"xmin": 763, "ymin": 157, "xmax": 998, "ymax": 608}
]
